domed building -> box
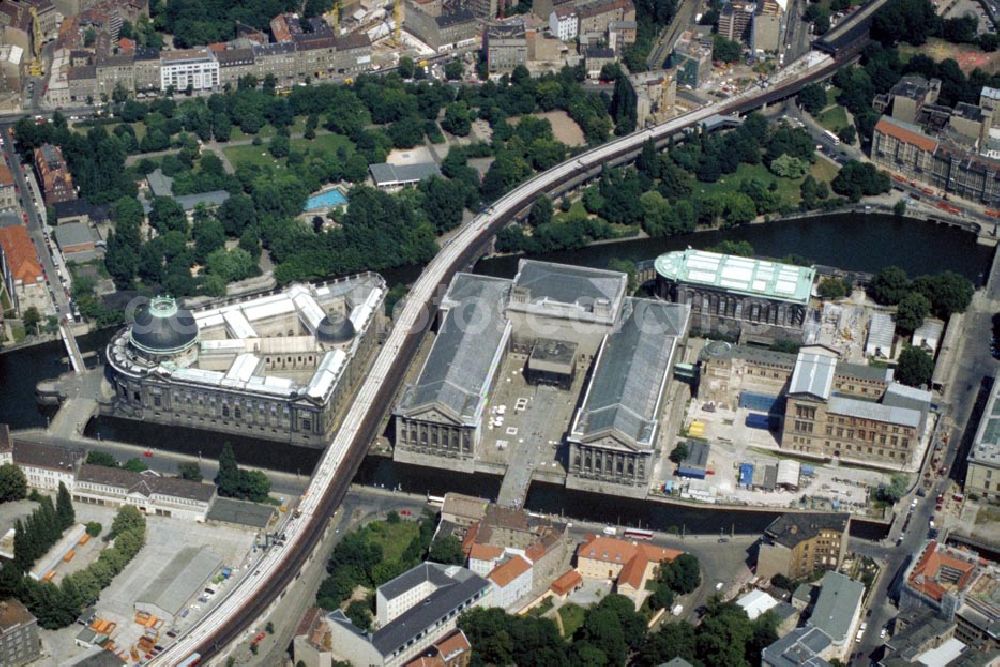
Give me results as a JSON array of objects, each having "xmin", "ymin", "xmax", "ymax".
[
  {"xmin": 127, "ymin": 296, "xmax": 200, "ymax": 363},
  {"xmin": 105, "ymin": 277, "xmax": 387, "ymax": 448}
]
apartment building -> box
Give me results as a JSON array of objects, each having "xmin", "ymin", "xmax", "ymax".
[
  {"xmin": 2, "ymin": 439, "xmax": 83, "ymax": 492},
  {"xmin": 577, "ymin": 0, "xmax": 635, "ymax": 41},
  {"xmin": 485, "ymin": 21, "xmax": 528, "ymax": 73},
  {"xmin": 577, "ymin": 535, "xmax": 683, "ymax": 609},
  {"xmin": 756, "ymin": 512, "xmax": 851, "ymax": 581},
  {"xmin": 0, "ymin": 600, "xmax": 40, "ymax": 667},
  {"xmin": 718, "ymin": 1, "xmax": 755, "ymax": 43},
  {"xmin": 0, "ymin": 163, "xmax": 16, "ymax": 210},
  {"xmin": 549, "ymin": 4, "xmax": 578, "ymax": 41},
  {"xmin": 160, "ymin": 48, "xmax": 219, "ymax": 92},
  {"xmin": 0, "ymin": 225, "xmax": 46, "ymax": 315},
  {"xmin": 33, "ymin": 143, "xmax": 76, "ymax": 205},
  {"xmin": 215, "ymin": 48, "xmax": 255, "ymax": 87},
  {"xmin": 405, "ymin": 5, "xmax": 480, "ymax": 52}
]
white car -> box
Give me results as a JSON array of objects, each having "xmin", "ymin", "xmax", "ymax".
[{"xmin": 880, "ymin": 628, "xmax": 888, "ymax": 640}]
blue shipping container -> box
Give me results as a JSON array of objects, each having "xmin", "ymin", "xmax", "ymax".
[
  {"xmin": 801, "ymin": 465, "xmax": 815, "ymax": 477},
  {"xmin": 738, "ymin": 463, "xmax": 754, "ymax": 488}
]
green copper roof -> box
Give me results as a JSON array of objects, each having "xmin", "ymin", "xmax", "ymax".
[{"xmin": 654, "ymin": 249, "xmax": 815, "ymax": 306}]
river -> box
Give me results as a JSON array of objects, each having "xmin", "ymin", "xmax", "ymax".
[{"xmin": 0, "ymin": 213, "xmax": 989, "ymax": 534}]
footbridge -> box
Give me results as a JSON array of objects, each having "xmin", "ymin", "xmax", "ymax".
[{"xmin": 153, "ymin": 48, "xmax": 853, "ymax": 665}]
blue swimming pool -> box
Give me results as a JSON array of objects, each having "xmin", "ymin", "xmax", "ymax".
[{"xmin": 304, "ymin": 188, "xmax": 347, "ymax": 211}]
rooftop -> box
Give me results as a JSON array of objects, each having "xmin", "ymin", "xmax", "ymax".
[
  {"xmin": 577, "ymin": 535, "xmax": 681, "ymax": 589},
  {"xmin": 488, "ymin": 555, "xmax": 531, "ymax": 587},
  {"xmin": 827, "ymin": 395, "xmax": 922, "ymax": 429},
  {"xmin": 11, "ymin": 439, "xmax": 83, "ymax": 473},
  {"xmin": 372, "ymin": 564, "xmax": 489, "ymax": 657},
  {"xmin": 867, "ymin": 311, "xmax": 896, "ymax": 354},
  {"xmin": 0, "ymin": 224, "xmax": 43, "ymax": 284},
  {"xmin": 907, "ymin": 540, "xmax": 980, "ymax": 603},
  {"xmin": 0, "ymin": 598, "xmax": 35, "ymax": 632},
  {"xmin": 789, "ymin": 349, "xmax": 838, "ymax": 401},
  {"xmin": 369, "ymin": 162, "xmax": 442, "ymax": 187},
  {"xmin": 876, "ymin": 115, "xmax": 939, "ymax": 152},
  {"xmin": 737, "ymin": 589, "xmax": 781, "ymax": 620},
  {"xmin": 550, "ymin": 569, "xmax": 583, "ymax": 596},
  {"xmin": 53, "ymin": 221, "xmax": 97, "ymax": 249},
  {"xmin": 655, "ymin": 249, "xmax": 815, "ymax": 306},
  {"xmin": 570, "ymin": 299, "xmax": 689, "ymax": 450},
  {"xmin": 764, "ymin": 512, "xmax": 850, "ymax": 549},
  {"xmin": 970, "ymin": 380, "xmax": 1000, "ymax": 469},
  {"xmin": 762, "ymin": 626, "xmax": 833, "ymax": 667},
  {"xmin": 806, "ymin": 571, "xmax": 865, "ymax": 644},
  {"xmin": 510, "ymin": 259, "xmax": 627, "ymax": 323},
  {"xmin": 396, "ymin": 274, "xmax": 510, "ymax": 425},
  {"xmin": 135, "ymin": 547, "xmax": 222, "ymax": 617},
  {"xmin": 76, "ymin": 464, "xmax": 216, "ymax": 503}
]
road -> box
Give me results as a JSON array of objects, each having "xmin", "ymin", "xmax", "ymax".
[
  {"xmin": 848, "ymin": 250, "xmax": 1000, "ymax": 663},
  {"xmin": 646, "ymin": 0, "xmax": 701, "ymax": 70},
  {"xmin": 0, "ymin": 129, "xmax": 70, "ymax": 320}
]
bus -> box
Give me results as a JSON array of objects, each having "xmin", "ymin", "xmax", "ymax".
[
  {"xmin": 623, "ymin": 528, "xmax": 654, "ymax": 540},
  {"xmin": 427, "ymin": 494, "xmax": 445, "ymax": 507},
  {"xmin": 823, "ymin": 129, "xmax": 840, "ymax": 145}
]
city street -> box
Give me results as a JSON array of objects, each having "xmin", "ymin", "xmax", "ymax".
[{"xmin": 0, "ymin": 123, "xmax": 70, "ymax": 320}]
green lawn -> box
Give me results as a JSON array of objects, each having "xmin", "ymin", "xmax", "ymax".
[
  {"xmin": 810, "ymin": 158, "xmax": 840, "ymax": 184},
  {"xmin": 817, "ymin": 106, "xmax": 849, "ymax": 133},
  {"xmin": 825, "ymin": 86, "xmax": 841, "ymax": 109},
  {"xmin": 130, "ymin": 122, "xmax": 147, "ymax": 140},
  {"xmin": 362, "ymin": 519, "xmax": 419, "ymax": 563},
  {"xmin": 223, "ymin": 131, "xmax": 355, "ymax": 171},
  {"xmin": 291, "ymin": 131, "xmax": 354, "ymax": 157},
  {"xmin": 694, "ymin": 162, "xmax": 804, "ymax": 208},
  {"xmin": 558, "ymin": 603, "xmax": 586, "ymax": 638},
  {"xmin": 222, "ymin": 144, "xmax": 286, "ymax": 171},
  {"xmin": 230, "ymin": 116, "xmax": 311, "ymax": 142}
]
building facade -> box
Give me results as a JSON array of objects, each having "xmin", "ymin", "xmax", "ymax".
[
  {"xmin": 0, "ymin": 163, "xmax": 17, "ymax": 210},
  {"xmin": 0, "ymin": 599, "xmax": 40, "ymax": 667},
  {"xmin": 654, "ymin": 249, "xmax": 815, "ymax": 342},
  {"xmin": 756, "ymin": 512, "xmax": 850, "ymax": 581},
  {"xmin": 967, "ymin": 379, "xmax": 1000, "ymax": 503},
  {"xmin": 0, "ymin": 224, "xmax": 46, "ymax": 316},
  {"xmin": 72, "ymin": 464, "xmax": 217, "ymax": 521},
  {"xmin": 33, "ymin": 143, "xmax": 76, "ymax": 206},
  {"xmin": 549, "ymin": 5, "xmax": 578, "ymax": 41},
  {"xmin": 159, "ymin": 48, "xmax": 219, "ymax": 91},
  {"xmin": 485, "ymin": 21, "xmax": 527, "ymax": 73},
  {"xmin": 105, "ymin": 277, "xmax": 386, "ymax": 448}
]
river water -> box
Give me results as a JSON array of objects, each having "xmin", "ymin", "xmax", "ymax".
[{"xmin": 0, "ymin": 214, "xmax": 990, "ymax": 534}]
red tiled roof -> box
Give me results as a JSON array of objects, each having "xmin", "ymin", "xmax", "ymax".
[
  {"xmin": 434, "ymin": 629, "xmax": 471, "ymax": 661},
  {"xmin": 469, "ymin": 542, "xmax": 504, "ymax": 562},
  {"xmin": 489, "ymin": 555, "xmax": 531, "ymax": 587},
  {"xmin": 578, "ymin": 536, "xmax": 682, "ymax": 589},
  {"xmin": 550, "ymin": 569, "xmax": 582, "ymax": 596},
  {"xmin": 117, "ymin": 37, "xmax": 135, "ymax": 51},
  {"xmin": 876, "ymin": 117, "xmax": 938, "ymax": 152},
  {"xmin": 0, "ymin": 163, "xmax": 13, "ymax": 187},
  {"xmin": 907, "ymin": 540, "xmax": 978, "ymax": 602},
  {"xmin": 0, "ymin": 224, "xmax": 42, "ymax": 284}
]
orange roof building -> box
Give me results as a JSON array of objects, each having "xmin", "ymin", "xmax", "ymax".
[
  {"xmin": 874, "ymin": 116, "xmax": 939, "ymax": 153},
  {"xmin": 550, "ymin": 569, "xmax": 583, "ymax": 597},
  {"xmin": 577, "ymin": 535, "xmax": 683, "ymax": 609},
  {"xmin": 905, "ymin": 540, "xmax": 980, "ymax": 604},
  {"xmin": 0, "ymin": 224, "xmax": 43, "ymax": 298},
  {"xmin": 0, "ymin": 163, "xmax": 17, "ymax": 210},
  {"xmin": 488, "ymin": 555, "xmax": 533, "ymax": 609},
  {"xmin": 403, "ymin": 629, "xmax": 472, "ymax": 667}
]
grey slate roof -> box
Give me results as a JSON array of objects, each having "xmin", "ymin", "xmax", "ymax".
[
  {"xmin": 54, "ymin": 221, "xmax": 96, "ymax": 248},
  {"xmin": 762, "ymin": 627, "xmax": 833, "ymax": 667},
  {"xmin": 77, "ymin": 464, "xmax": 216, "ymax": 502},
  {"xmin": 146, "ymin": 169, "xmax": 174, "ymax": 197},
  {"xmin": 764, "ymin": 513, "xmax": 850, "ymax": 549},
  {"xmin": 11, "ymin": 439, "xmax": 84, "ymax": 472},
  {"xmin": 827, "ymin": 395, "xmax": 922, "ymax": 428},
  {"xmin": 369, "ymin": 162, "xmax": 442, "ymax": 187},
  {"xmin": 512, "ymin": 260, "xmax": 627, "ymax": 320},
  {"xmin": 135, "ymin": 547, "xmax": 222, "ymax": 617},
  {"xmin": 789, "ymin": 351, "xmax": 837, "ymax": 400},
  {"xmin": 372, "ymin": 564, "xmax": 489, "ymax": 657},
  {"xmin": 806, "ymin": 571, "xmax": 864, "ymax": 644},
  {"xmin": 396, "ymin": 274, "xmax": 510, "ymax": 424},
  {"xmin": 174, "ymin": 190, "xmax": 230, "ymax": 211},
  {"xmin": 570, "ymin": 299, "xmax": 689, "ymax": 450}
]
